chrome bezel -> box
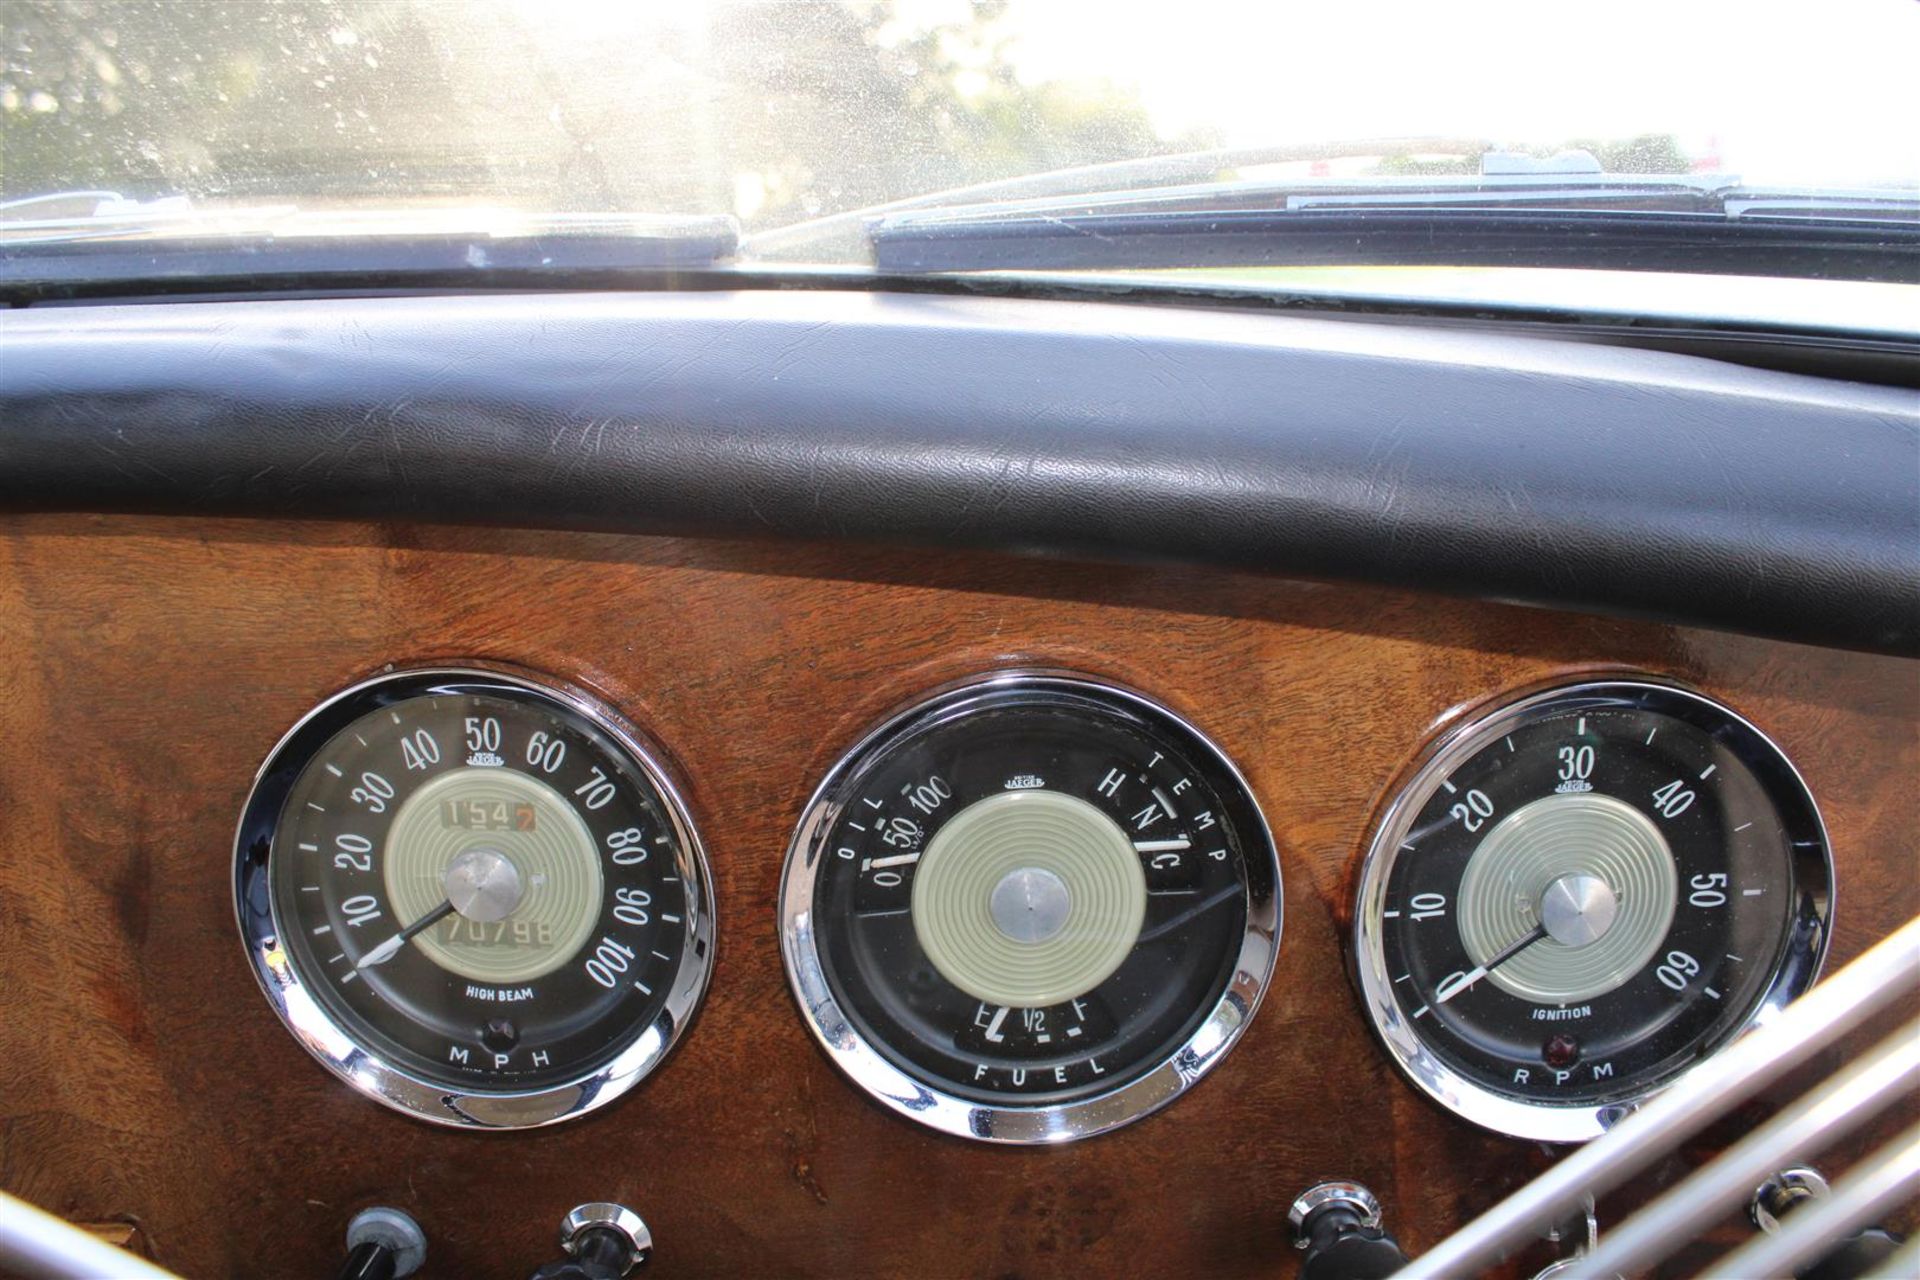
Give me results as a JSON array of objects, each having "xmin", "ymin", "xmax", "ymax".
[
  {"xmin": 234, "ymin": 664, "xmax": 716, "ymax": 1130},
  {"xmin": 778, "ymin": 669, "xmax": 1282, "ymax": 1145},
  {"xmin": 1352, "ymin": 677, "xmax": 1833, "ymax": 1144}
]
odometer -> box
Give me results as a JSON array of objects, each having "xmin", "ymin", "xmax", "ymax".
[
  {"xmin": 780, "ymin": 672, "xmax": 1281, "ymax": 1144},
  {"xmin": 1353, "ymin": 679, "xmax": 1831, "ymax": 1143},
  {"xmin": 236, "ymin": 667, "xmax": 714, "ymax": 1129}
]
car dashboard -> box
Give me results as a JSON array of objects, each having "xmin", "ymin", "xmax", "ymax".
[{"xmin": 0, "ymin": 288, "xmax": 1914, "ymax": 1278}]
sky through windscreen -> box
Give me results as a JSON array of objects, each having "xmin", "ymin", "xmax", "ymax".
[
  {"xmin": 3, "ymin": 0, "xmax": 1915, "ymax": 229},
  {"xmin": 997, "ymin": 0, "xmax": 1918, "ymax": 188}
]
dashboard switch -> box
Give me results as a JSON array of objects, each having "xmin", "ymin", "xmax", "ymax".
[
  {"xmin": 1290, "ymin": 1181, "xmax": 1408, "ymax": 1280},
  {"xmin": 529, "ymin": 1203, "xmax": 652, "ymax": 1279},
  {"xmin": 337, "ymin": 1207, "xmax": 425, "ymax": 1280}
]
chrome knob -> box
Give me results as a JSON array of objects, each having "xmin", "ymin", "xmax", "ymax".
[
  {"xmin": 1749, "ymin": 1166, "xmax": 1831, "ymax": 1234},
  {"xmin": 559, "ymin": 1203, "xmax": 651, "ymax": 1276}
]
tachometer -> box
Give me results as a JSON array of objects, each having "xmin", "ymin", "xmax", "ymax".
[
  {"xmin": 1353, "ymin": 679, "xmax": 1831, "ymax": 1142},
  {"xmin": 780, "ymin": 671, "xmax": 1280, "ymax": 1144},
  {"xmin": 235, "ymin": 667, "xmax": 714, "ymax": 1129}
]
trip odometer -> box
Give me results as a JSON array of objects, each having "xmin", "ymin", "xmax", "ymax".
[
  {"xmin": 236, "ymin": 667, "xmax": 714, "ymax": 1129},
  {"xmin": 781, "ymin": 672, "xmax": 1281, "ymax": 1144},
  {"xmin": 1354, "ymin": 679, "xmax": 1831, "ymax": 1143}
]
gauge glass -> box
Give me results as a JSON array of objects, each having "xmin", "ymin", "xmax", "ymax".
[
  {"xmin": 781, "ymin": 672, "xmax": 1280, "ymax": 1143},
  {"xmin": 235, "ymin": 667, "xmax": 714, "ymax": 1129},
  {"xmin": 1354, "ymin": 680, "xmax": 1831, "ymax": 1142}
]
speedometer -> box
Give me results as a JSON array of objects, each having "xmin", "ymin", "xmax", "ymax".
[
  {"xmin": 235, "ymin": 666, "xmax": 714, "ymax": 1129},
  {"xmin": 1353, "ymin": 679, "xmax": 1831, "ymax": 1143},
  {"xmin": 780, "ymin": 671, "xmax": 1280, "ymax": 1144}
]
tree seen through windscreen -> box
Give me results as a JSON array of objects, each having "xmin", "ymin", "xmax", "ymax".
[{"xmin": 0, "ymin": 0, "xmax": 1197, "ymax": 226}]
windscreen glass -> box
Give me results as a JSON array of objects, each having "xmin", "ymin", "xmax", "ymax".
[{"xmin": 4, "ymin": 1, "xmax": 1915, "ymax": 295}]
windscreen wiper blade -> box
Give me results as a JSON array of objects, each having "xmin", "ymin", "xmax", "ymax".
[
  {"xmin": 739, "ymin": 136, "xmax": 1496, "ymax": 260},
  {"xmin": 0, "ymin": 208, "xmax": 741, "ymax": 294},
  {"xmin": 865, "ymin": 179, "xmax": 1920, "ymax": 283}
]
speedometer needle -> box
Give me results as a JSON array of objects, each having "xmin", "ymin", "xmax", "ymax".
[
  {"xmin": 1434, "ymin": 923, "xmax": 1548, "ymax": 1006},
  {"xmin": 355, "ymin": 899, "xmax": 456, "ymax": 971}
]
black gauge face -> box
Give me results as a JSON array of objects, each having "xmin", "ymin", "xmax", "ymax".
[
  {"xmin": 786, "ymin": 674, "xmax": 1280, "ymax": 1140},
  {"xmin": 1357, "ymin": 681, "xmax": 1830, "ymax": 1140},
  {"xmin": 237, "ymin": 669, "xmax": 713, "ymax": 1125}
]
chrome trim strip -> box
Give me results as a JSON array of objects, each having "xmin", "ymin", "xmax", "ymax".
[
  {"xmin": 1562, "ymin": 1018, "xmax": 1919, "ymax": 1277},
  {"xmin": 1866, "ymin": 1235, "xmax": 1920, "ymax": 1279},
  {"xmin": 1396, "ymin": 913, "xmax": 1920, "ymax": 1278},
  {"xmin": 1702, "ymin": 1123, "xmax": 1920, "ymax": 1280},
  {"xmin": 777, "ymin": 669, "xmax": 1282, "ymax": 1145},
  {"xmin": 233, "ymin": 664, "xmax": 717, "ymax": 1130},
  {"xmin": 0, "ymin": 1189, "xmax": 182, "ymax": 1280}
]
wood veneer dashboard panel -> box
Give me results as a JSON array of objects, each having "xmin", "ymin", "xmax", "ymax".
[{"xmin": 0, "ymin": 514, "xmax": 1912, "ymax": 1279}]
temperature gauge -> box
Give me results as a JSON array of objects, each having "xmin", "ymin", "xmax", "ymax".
[{"xmin": 780, "ymin": 671, "xmax": 1281, "ymax": 1144}]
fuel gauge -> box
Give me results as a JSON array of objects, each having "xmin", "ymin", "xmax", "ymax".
[{"xmin": 780, "ymin": 671, "xmax": 1281, "ymax": 1144}]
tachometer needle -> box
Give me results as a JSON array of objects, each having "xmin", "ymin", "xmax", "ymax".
[
  {"xmin": 355, "ymin": 899, "xmax": 456, "ymax": 971},
  {"xmin": 1434, "ymin": 923, "xmax": 1549, "ymax": 1006}
]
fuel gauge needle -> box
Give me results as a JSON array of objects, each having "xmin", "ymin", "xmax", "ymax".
[
  {"xmin": 1434, "ymin": 923, "xmax": 1548, "ymax": 1006},
  {"xmin": 356, "ymin": 900, "xmax": 455, "ymax": 971}
]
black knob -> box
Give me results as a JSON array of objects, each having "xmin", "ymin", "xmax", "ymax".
[
  {"xmin": 1796, "ymin": 1228, "xmax": 1904, "ymax": 1280},
  {"xmin": 338, "ymin": 1241, "xmax": 397, "ymax": 1280},
  {"xmin": 1290, "ymin": 1182, "xmax": 1409, "ymax": 1280},
  {"xmin": 527, "ymin": 1203, "xmax": 652, "ymax": 1280},
  {"xmin": 335, "ymin": 1208, "xmax": 425, "ymax": 1280}
]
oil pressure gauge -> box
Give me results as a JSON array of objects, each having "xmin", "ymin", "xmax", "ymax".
[
  {"xmin": 235, "ymin": 666, "xmax": 714, "ymax": 1128},
  {"xmin": 780, "ymin": 671, "xmax": 1281, "ymax": 1144},
  {"xmin": 1353, "ymin": 679, "xmax": 1831, "ymax": 1143}
]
